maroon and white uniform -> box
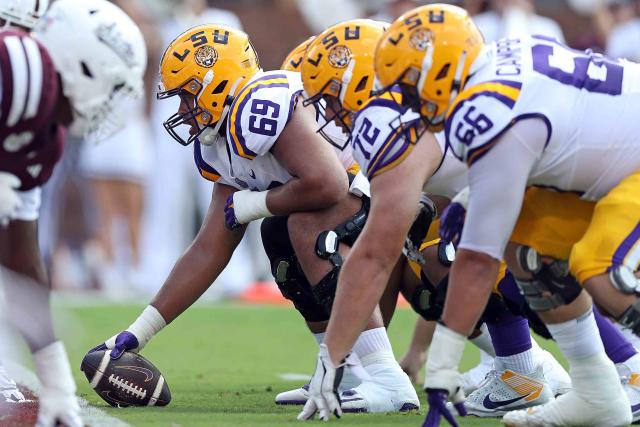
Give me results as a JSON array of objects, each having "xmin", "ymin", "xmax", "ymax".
[{"xmin": 0, "ymin": 29, "xmax": 63, "ymax": 220}]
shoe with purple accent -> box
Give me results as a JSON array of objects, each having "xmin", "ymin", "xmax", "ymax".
[
  {"xmin": 459, "ymin": 365, "xmax": 553, "ymax": 417},
  {"xmin": 616, "ymin": 355, "xmax": 640, "ymax": 423},
  {"xmin": 275, "ymin": 383, "xmax": 309, "ymax": 405},
  {"xmin": 339, "ymin": 359, "xmax": 420, "ymax": 413}
]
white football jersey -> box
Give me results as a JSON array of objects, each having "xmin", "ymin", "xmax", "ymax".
[
  {"xmin": 351, "ymin": 96, "xmax": 467, "ymax": 199},
  {"xmin": 194, "ymin": 70, "xmax": 356, "ymax": 191},
  {"xmin": 446, "ymin": 35, "xmax": 640, "ymax": 201}
]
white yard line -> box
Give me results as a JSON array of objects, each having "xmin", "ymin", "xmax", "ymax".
[
  {"xmin": 278, "ymin": 372, "xmax": 311, "ymax": 381},
  {"xmin": 6, "ymin": 360, "xmax": 130, "ymax": 427}
]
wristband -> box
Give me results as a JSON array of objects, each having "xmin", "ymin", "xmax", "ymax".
[
  {"xmin": 233, "ymin": 189, "xmax": 274, "ymax": 224},
  {"xmin": 127, "ymin": 305, "xmax": 167, "ymax": 349}
]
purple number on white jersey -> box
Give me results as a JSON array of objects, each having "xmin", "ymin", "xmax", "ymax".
[{"xmin": 531, "ymin": 35, "xmax": 623, "ymax": 95}]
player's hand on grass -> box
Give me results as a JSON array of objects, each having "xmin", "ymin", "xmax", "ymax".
[
  {"xmin": 423, "ymin": 389, "xmax": 466, "ymax": 427},
  {"xmin": 297, "ymin": 344, "xmax": 368, "ymax": 421},
  {"xmin": 399, "ymin": 349, "xmax": 426, "ymax": 384}
]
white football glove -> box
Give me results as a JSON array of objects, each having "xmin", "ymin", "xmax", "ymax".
[
  {"xmin": 297, "ymin": 344, "xmax": 369, "ymax": 421},
  {"xmin": 36, "ymin": 390, "xmax": 82, "ymax": 427},
  {"xmin": 0, "ymin": 172, "xmax": 22, "ymax": 226},
  {"xmin": 33, "ymin": 341, "xmax": 83, "ymax": 427}
]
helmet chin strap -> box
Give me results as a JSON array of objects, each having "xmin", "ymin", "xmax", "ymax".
[
  {"xmin": 338, "ymin": 58, "xmax": 356, "ymax": 106},
  {"xmin": 202, "ymin": 76, "xmax": 243, "ymax": 145}
]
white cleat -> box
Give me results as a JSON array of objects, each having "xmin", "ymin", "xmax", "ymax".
[
  {"xmin": 275, "ymin": 384, "xmax": 309, "ymax": 405},
  {"xmin": 0, "ymin": 366, "xmax": 25, "ymax": 403},
  {"xmin": 339, "ymin": 361, "xmax": 420, "ymax": 413},
  {"xmin": 538, "ymin": 349, "xmax": 571, "ymax": 396},
  {"xmin": 461, "ymin": 366, "xmax": 553, "ymax": 417},
  {"xmin": 616, "ymin": 356, "xmax": 640, "ymax": 423},
  {"xmin": 460, "ymin": 354, "xmax": 494, "ymax": 395},
  {"xmin": 502, "ymin": 388, "xmax": 631, "ymax": 427}
]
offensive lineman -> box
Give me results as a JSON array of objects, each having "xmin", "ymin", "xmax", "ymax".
[
  {"xmin": 302, "ymin": 4, "xmax": 639, "ymax": 427},
  {"xmin": 0, "ymin": 0, "xmax": 147, "ymax": 425},
  {"xmin": 91, "ymin": 23, "xmax": 419, "ymax": 413}
]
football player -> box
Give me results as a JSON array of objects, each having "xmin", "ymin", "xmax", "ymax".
[
  {"xmin": 0, "ymin": 0, "xmax": 48, "ymax": 405},
  {"xmin": 91, "ymin": 23, "xmax": 419, "ymax": 414},
  {"xmin": 294, "ymin": 18, "xmax": 576, "ymax": 421},
  {"xmin": 0, "ymin": 0, "xmax": 146, "ymax": 425},
  {"xmin": 333, "ymin": 4, "xmax": 633, "ymax": 426},
  {"xmin": 299, "ymin": 5, "xmax": 640, "ymax": 426}
]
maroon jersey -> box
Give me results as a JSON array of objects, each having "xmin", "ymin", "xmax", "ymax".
[{"xmin": 0, "ymin": 29, "xmax": 63, "ymax": 191}]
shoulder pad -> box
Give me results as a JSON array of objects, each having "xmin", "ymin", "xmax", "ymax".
[
  {"xmin": 227, "ymin": 72, "xmax": 302, "ymax": 160},
  {"xmin": 0, "ymin": 31, "xmax": 58, "ymax": 131},
  {"xmin": 445, "ymin": 80, "xmax": 522, "ymax": 165},
  {"xmin": 351, "ymin": 99, "xmax": 420, "ymax": 179}
]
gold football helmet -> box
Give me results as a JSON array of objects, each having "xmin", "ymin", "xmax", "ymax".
[
  {"xmin": 158, "ymin": 24, "xmax": 261, "ymax": 145},
  {"xmin": 301, "ymin": 19, "xmax": 387, "ymax": 135},
  {"xmin": 281, "ymin": 37, "xmax": 315, "ymax": 72},
  {"xmin": 375, "ymin": 4, "xmax": 484, "ymax": 130}
]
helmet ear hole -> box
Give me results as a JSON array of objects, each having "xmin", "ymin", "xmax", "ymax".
[
  {"xmin": 81, "ymin": 61, "xmax": 94, "ymax": 78},
  {"xmin": 435, "ymin": 63, "xmax": 451, "ymax": 81},
  {"xmin": 212, "ymin": 80, "xmax": 228, "ymax": 94},
  {"xmin": 354, "ymin": 75, "xmax": 368, "ymax": 92}
]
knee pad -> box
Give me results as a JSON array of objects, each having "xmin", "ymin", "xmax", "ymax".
[
  {"xmin": 272, "ymin": 258, "xmax": 329, "ymax": 323},
  {"xmin": 408, "ymin": 272, "xmax": 446, "ymax": 321},
  {"xmin": 515, "ymin": 246, "xmax": 582, "ymax": 312},
  {"xmin": 261, "ymin": 217, "xmax": 328, "ymax": 323},
  {"xmin": 311, "ymin": 266, "xmax": 340, "ymax": 317}
]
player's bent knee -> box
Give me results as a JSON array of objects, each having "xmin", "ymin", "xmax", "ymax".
[
  {"xmin": 261, "ymin": 216, "xmax": 329, "ymax": 323},
  {"xmin": 311, "ymin": 266, "xmax": 340, "ymax": 316}
]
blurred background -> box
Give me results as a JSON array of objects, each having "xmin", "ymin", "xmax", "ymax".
[{"xmin": 39, "ymin": 0, "xmax": 640, "ymax": 300}]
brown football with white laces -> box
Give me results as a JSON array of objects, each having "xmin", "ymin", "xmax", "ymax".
[{"xmin": 81, "ymin": 350, "xmax": 171, "ymax": 407}]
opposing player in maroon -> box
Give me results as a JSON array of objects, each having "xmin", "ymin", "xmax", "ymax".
[{"xmin": 0, "ymin": 1, "xmax": 146, "ymax": 425}]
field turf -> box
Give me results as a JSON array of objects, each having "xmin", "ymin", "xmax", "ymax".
[{"xmin": 57, "ymin": 302, "xmax": 566, "ymax": 427}]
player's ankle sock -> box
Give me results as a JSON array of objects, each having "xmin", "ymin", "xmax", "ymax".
[
  {"xmin": 353, "ymin": 327, "xmax": 394, "ymax": 366},
  {"xmin": 547, "ymin": 308, "xmax": 621, "ymax": 396},
  {"xmin": 469, "ymin": 324, "xmax": 496, "ymax": 357},
  {"xmin": 593, "ymin": 305, "xmax": 637, "ymax": 363},
  {"xmin": 486, "ymin": 310, "xmax": 534, "ymax": 373},
  {"xmin": 313, "ymin": 332, "xmax": 325, "ymax": 345}
]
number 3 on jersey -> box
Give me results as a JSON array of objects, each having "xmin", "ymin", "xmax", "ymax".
[{"xmin": 248, "ymin": 99, "xmax": 280, "ymax": 136}]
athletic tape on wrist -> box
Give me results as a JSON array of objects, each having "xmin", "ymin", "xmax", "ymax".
[{"xmin": 233, "ymin": 190, "xmax": 274, "ymax": 224}]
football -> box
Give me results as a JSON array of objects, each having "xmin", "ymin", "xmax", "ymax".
[{"xmin": 81, "ymin": 350, "xmax": 171, "ymax": 407}]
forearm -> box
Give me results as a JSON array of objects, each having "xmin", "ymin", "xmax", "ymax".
[
  {"xmin": 441, "ymin": 249, "xmax": 499, "ymax": 336},
  {"xmin": 266, "ymin": 176, "xmax": 348, "ymax": 216},
  {"xmin": 410, "ymin": 318, "xmax": 436, "ymax": 353},
  {"xmin": 324, "ymin": 250, "xmax": 397, "ymax": 365},
  {"xmin": 151, "ymin": 239, "xmax": 234, "ymax": 324}
]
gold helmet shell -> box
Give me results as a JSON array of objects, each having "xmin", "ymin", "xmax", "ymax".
[
  {"xmin": 375, "ymin": 4, "xmax": 484, "ymax": 130},
  {"xmin": 158, "ymin": 24, "xmax": 261, "ymax": 145}
]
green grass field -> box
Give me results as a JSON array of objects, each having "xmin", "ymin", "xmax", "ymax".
[{"xmin": 56, "ymin": 303, "xmax": 566, "ymax": 427}]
